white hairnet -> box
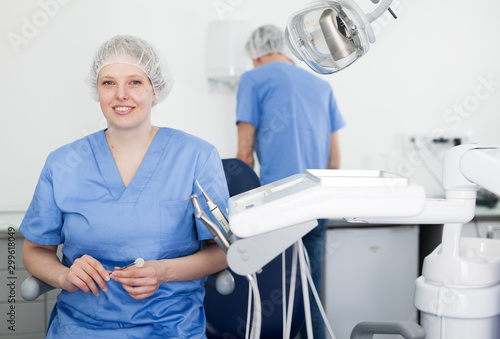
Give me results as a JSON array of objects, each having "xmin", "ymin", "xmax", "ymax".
[
  {"xmin": 246, "ymin": 25, "xmax": 287, "ymax": 59},
  {"xmin": 87, "ymin": 35, "xmax": 174, "ymax": 106}
]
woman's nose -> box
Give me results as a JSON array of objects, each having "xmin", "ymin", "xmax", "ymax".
[{"xmin": 116, "ymin": 85, "xmax": 129, "ymax": 100}]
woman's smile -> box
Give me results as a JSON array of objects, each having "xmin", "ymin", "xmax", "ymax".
[{"xmin": 113, "ymin": 105, "xmax": 135, "ymax": 115}]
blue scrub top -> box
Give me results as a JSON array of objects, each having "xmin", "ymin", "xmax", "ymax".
[
  {"xmin": 20, "ymin": 128, "xmax": 229, "ymax": 338},
  {"xmin": 236, "ymin": 61, "xmax": 345, "ymax": 185}
]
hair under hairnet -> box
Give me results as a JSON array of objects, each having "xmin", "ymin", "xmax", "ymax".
[
  {"xmin": 87, "ymin": 35, "xmax": 174, "ymax": 106},
  {"xmin": 246, "ymin": 24, "xmax": 287, "ymax": 59}
]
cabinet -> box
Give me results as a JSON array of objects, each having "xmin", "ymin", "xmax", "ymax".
[
  {"xmin": 323, "ymin": 224, "xmax": 419, "ymax": 339},
  {"xmin": 0, "ymin": 224, "xmax": 56, "ymax": 339}
]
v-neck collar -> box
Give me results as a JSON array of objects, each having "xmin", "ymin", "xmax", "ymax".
[{"xmin": 89, "ymin": 129, "xmax": 169, "ymax": 202}]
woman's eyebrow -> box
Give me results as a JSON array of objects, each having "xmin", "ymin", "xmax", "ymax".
[
  {"xmin": 98, "ymin": 74, "xmax": 114, "ymax": 80},
  {"xmin": 98, "ymin": 74, "xmax": 147, "ymax": 80},
  {"xmin": 125, "ymin": 74, "xmax": 148, "ymax": 79}
]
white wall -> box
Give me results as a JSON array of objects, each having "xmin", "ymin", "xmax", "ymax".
[{"xmin": 1, "ymin": 0, "xmax": 499, "ymax": 211}]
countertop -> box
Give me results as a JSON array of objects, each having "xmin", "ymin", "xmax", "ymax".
[{"xmin": 0, "ymin": 211, "xmax": 25, "ymax": 232}]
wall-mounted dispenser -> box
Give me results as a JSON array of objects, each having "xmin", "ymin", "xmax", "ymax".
[{"xmin": 206, "ymin": 20, "xmax": 255, "ymax": 92}]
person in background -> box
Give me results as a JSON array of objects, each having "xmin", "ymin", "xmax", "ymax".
[
  {"xmin": 235, "ymin": 24, "xmax": 346, "ymax": 339},
  {"xmin": 20, "ymin": 35, "xmax": 229, "ymax": 338}
]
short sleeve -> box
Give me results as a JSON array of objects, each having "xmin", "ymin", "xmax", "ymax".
[
  {"xmin": 236, "ymin": 73, "xmax": 260, "ymax": 128},
  {"xmin": 329, "ymin": 90, "xmax": 346, "ymax": 132},
  {"xmin": 193, "ymin": 147, "xmax": 230, "ymax": 241},
  {"xmin": 19, "ymin": 155, "xmax": 63, "ymax": 245}
]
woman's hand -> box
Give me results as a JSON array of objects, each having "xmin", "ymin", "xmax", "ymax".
[
  {"xmin": 110, "ymin": 242, "xmax": 227, "ymax": 300},
  {"xmin": 110, "ymin": 260, "xmax": 166, "ymax": 300},
  {"xmin": 61, "ymin": 254, "xmax": 111, "ymax": 296}
]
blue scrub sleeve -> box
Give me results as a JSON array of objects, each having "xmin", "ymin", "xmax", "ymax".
[
  {"xmin": 192, "ymin": 147, "xmax": 230, "ymax": 241},
  {"xmin": 19, "ymin": 155, "xmax": 64, "ymax": 246},
  {"xmin": 236, "ymin": 73, "xmax": 260, "ymax": 128},
  {"xmin": 329, "ymin": 90, "xmax": 346, "ymax": 132}
]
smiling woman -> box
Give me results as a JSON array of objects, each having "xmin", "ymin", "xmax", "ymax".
[
  {"xmin": 18, "ymin": 35, "xmax": 230, "ymax": 339},
  {"xmin": 97, "ymin": 63, "xmax": 156, "ymax": 133}
]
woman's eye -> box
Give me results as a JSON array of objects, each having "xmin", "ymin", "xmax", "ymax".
[
  {"xmin": 131, "ymin": 80, "xmax": 142, "ymax": 85},
  {"xmin": 102, "ymin": 81, "xmax": 114, "ymax": 86}
]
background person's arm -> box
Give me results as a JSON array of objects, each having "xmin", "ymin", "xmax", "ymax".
[
  {"xmin": 236, "ymin": 121, "xmax": 256, "ymax": 168},
  {"xmin": 328, "ymin": 131, "xmax": 341, "ymax": 169}
]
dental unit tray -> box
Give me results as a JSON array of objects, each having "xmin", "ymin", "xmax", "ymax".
[{"xmin": 228, "ymin": 169, "xmax": 426, "ymax": 238}]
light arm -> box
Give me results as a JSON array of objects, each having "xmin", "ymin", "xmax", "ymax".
[
  {"xmin": 460, "ymin": 147, "xmax": 500, "ymax": 196},
  {"xmin": 365, "ymin": 0, "xmax": 394, "ymax": 22},
  {"xmin": 350, "ymin": 146, "xmax": 499, "ymax": 225}
]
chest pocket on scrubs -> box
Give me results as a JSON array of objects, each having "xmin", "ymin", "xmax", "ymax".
[{"xmin": 159, "ymin": 200, "xmax": 197, "ymax": 255}]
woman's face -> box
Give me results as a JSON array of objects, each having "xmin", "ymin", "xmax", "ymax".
[{"xmin": 97, "ymin": 63, "xmax": 156, "ymax": 131}]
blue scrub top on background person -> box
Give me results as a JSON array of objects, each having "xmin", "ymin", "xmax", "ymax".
[
  {"xmin": 236, "ymin": 61, "xmax": 345, "ymax": 185},
  {"xmin": 20, "ymin": 128, "xmax": 229, "ymax": 338}
]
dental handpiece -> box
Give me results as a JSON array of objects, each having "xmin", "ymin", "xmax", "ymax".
[
  {"xmin": 189, "ymin": 193, "xmax": 236, "ymax": 295},
  {"xmin": 190, "ymin": 193, "xmax": 231, "ymax": 251},
  {"xmin": 195, "ymin": 180, "xmax": 231, "ymax": 237}
]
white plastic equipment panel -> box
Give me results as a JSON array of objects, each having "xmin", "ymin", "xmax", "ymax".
[{"xmin": 228, "ymin": 170, "xmax": 426, "ymax": 238}]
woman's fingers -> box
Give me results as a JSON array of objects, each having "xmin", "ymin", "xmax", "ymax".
[
  {"xmin": 66, "ymin": 264, "xmax": 97, "ymax": 295},
  {"xmin": 120, "ymin": 283, "xmax": 156, "ymax": 300},
  {"xmin": 112, "ymin": 268, "xmax": 156, "ymax": 287},
  {"xmin": 66, "ymin": 255, "xmax": 110, "ymax": 296},
  {"xmin": 111, "ymin": 263, "xmax": 161, "ymax": 299}
]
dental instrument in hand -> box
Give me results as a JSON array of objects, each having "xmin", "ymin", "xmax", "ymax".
[
  {"xmin": 195, "ymin": 180, "xmax": 231, "ymax": 237},
  {"xmin": 110, "ymin": 258, "xmax": 144, "ymax": 275}
]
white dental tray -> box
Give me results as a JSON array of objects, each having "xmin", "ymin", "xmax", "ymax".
[{"xmin": 228, "ymin": 170, "xmax": 426, "ymax": 238}]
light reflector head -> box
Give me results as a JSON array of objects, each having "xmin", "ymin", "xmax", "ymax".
[{"xmin": 285, "ymin": 1, "xmax": 372, "ymax": 74}]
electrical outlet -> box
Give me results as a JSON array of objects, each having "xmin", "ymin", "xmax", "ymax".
[{"xmin": 401, "ymin": 132, "xmax": 469, "ymax": 151}]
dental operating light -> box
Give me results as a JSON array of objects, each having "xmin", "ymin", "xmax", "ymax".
[{"xmin": 285, "ymin": 0, "xmax": 395, "ymax": 74}]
